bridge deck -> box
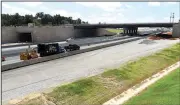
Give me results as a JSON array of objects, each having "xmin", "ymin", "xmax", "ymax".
[{"xmin": 74, "ymin": 23, "xmax": 176, "ymax": 28}]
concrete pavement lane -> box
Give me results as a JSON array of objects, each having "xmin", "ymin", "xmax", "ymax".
[{"xmin": 2, "ymin": 38, "xmax": 178, "ymax": 102}]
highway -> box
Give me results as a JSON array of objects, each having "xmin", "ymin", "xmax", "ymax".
[
  {"xmin": 2, "ymin": 38, "xmax": 179, "ymax": 103},
  {"xmin": 2, "ymin": 36, "xmax": 141, "ymax": 66},
  {"xmin": 2, "ymin": 36, "xmax": 134, "ymax": 66},
  {"xmin": 2, "ymin": 35, "xmax": 130, "ymax": 57}
]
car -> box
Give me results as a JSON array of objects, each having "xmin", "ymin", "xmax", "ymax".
[
  {"xmin": 64, "ymin": 44, "xmax": 80, "ymax": 51},
  {"xmin": 59, "ymin": 46, "xmax": 66, "ymax": 53}
]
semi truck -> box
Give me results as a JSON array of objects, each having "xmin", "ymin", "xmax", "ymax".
[{"xmin": 37, "ymin": 43, "xmax": 80, "ymax": 57}]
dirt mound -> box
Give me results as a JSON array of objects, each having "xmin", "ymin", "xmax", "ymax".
[{"xmin": 148, "ymin": 32, "xmax": 179, "ymax": 40}]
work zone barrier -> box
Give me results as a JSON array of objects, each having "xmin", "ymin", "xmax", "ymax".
[{"xmin": 2, "ymin": 37, "xmax": 142, "ymax": 72}]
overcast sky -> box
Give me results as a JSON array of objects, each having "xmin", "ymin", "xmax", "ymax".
[{"xmin": 2, "ymin": 2, "xmax": 180, "ymax": 23}]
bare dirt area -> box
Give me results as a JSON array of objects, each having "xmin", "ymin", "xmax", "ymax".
[{"xmin": 148, "ymin": 32, "xmax": 180, "ymax": 40}]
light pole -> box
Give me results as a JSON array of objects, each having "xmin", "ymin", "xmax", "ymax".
[
  {"xmin": 170, "ymin": 12, "xmax": 172, "ymax": 23},
  {"xmin": 172, "ymin": 13, "xmax": 175, "ymax": 23}
]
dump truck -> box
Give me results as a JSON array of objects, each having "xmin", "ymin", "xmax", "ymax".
[{"xmin": 20, "ymin": 49, "xmax": 38, "ymax": 60}]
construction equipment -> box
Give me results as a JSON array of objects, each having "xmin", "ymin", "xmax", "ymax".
[
  {"xmin": 20, "ymin": 48, "xmax": 38, "ymax": 60},
  {"xmin": 29, "ymin": 49, "xmax": 39, "ymax": 59},
  {"xmin": 2, "ymin": 56, "xmax": 5, "ymax": 62}
]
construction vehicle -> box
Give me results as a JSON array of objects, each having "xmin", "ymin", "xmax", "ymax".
[
  {"xmin": 20, "ymin": 48, "xmax": 38, "ymax": 60},
  {"xmin": 2, "ymin": 56, "xmax": 5, "ymax": 62},
  {"xmin": 37, "ymin": 43, "xmax": 65, "ymax": 57},
  {"xmin": 64, "ymin": 44, "xmax": 80, "ymax": 51}
]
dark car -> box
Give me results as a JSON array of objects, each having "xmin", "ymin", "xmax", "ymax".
[
  {"xmin": 59, "ymin": 46, "xmax": 66, "ymax": 53},
  {"xmin": 64, "ymin": 44, "xmax": 80, "ymax": 51}
]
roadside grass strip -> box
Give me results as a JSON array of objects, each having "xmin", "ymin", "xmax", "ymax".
[
  {"xmin": 10, "ymin": 43, "xmax": 180, "ymax": 105},
  {"xmin": 103, "ymin": 62, "xmax": 180, "ymax": 105},
  {"xmin": 123, "ymin": 68, "xmax": 180, "ymax": 105}
]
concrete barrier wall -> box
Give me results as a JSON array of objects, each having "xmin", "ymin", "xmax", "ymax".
[
  {"xmin": 172, "ymin": 22, "xmax": 180, "ymax": 38},
  {"xmin": 2, "ymin": 26, "xmax": 114, "ymax": 44},
  {"xmin": 32, "ymin": 26, "xmax": 75, "ymax": 43},
  {"xmin": 16, "ymin": 26, "xmax": 33, "ymax": 33},
  {"xmin": 2, "ymin": 37, "xmax": 142, "ymax": 71},
  {"xmin": 2, "ymin": 27, "xmax": 17, "ymax": 44}
]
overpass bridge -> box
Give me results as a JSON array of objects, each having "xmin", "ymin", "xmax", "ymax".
[{"xmin": 74, "ymin": 22, "xmax": 177, "ymax": 35}]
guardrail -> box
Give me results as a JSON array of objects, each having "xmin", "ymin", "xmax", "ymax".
[{"xmin": 2, "ymin": 37, "xmax": 142, "ymax": 72}]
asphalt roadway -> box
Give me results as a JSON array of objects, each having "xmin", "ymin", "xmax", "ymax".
[{"xmin": 2, "ymin": 38, "xmax": 179, "ymax": 103}]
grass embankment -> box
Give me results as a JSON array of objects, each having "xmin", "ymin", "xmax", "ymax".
[
  {"xmin": 106, "ymin": 28, "xmax": 123, "ymax": 34},
  {"xmin": 124, "ymin": 68, "xmax": 180, "ymax": 105},
  {"xmin": 17, "ymin": 43, "xmax": 180, "ymax": 105}
]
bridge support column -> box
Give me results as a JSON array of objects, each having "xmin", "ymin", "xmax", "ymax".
[
  {"xmin": 126, "ymin": 29, "xmax": 128, "ymax": 34},
  {"xmin": 131, "ymin": 29, "xmax": 133, "ymax": 35},
  {"xmin": 128, "ymin": 29, "xmax": 130, "ymax": 35},
  {"xmin": 124, "ymin": 27, "xmax": 138, "ymax": 35},
  {"xmin": 129, "ymin": 28, "xmax": 133, "ymax": 36},
  {"xmin": 136, "ymin": 27, "xmax": 138, "ymax": 35},
  {"xmin": 123, "ymin": 29, "xmax": 126, "ymax": 34},
  {"xmin": 123, "ymin": 28, "xmax": 128, "ymax": 35},
  {"xmin": 134, "ymin": 29, "xmax": 137, "ymax": 34},
  {"xmin": 130, "ymin": 27, "xmax": 138, "ymax": 35},
  {"xmin": 132, "ymin": 29, "xmax": 135, "ymax": 34}
]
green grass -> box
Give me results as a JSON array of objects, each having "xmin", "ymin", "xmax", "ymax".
[
  {"xmin": 124, "ymin": 68, "xmax": 180, "ymax": 105},
  {"xmin": 106, "ymin": 28, "xmax": 123, "ymax": 34},
  {"xmin": 17, "ymin": 43, "xmax": 180, "ymax": 105}
]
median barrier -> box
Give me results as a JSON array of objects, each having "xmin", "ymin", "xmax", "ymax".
[{"xmin": 2, "ymin": 37, "xmax": 142, "ymax": 71}]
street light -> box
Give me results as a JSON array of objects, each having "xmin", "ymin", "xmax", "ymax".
[
  {"xmin": 172, "ymin": 13, "xmax": 175, "ymax": 23},
  {"xmin": 170, "ymin": 12, "xmax": 172, "ymax": 23}
]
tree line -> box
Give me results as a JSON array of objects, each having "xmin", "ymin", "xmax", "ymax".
[{"xmin": 2, "ymin": 12, "xmax": 88, "ymax": 26}]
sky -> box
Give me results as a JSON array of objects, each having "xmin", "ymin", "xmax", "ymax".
[{"xmin": 2, "ymin": 2, "xmax": 180, "ymax": 24}]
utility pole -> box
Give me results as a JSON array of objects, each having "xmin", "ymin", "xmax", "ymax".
[
  {"xmin": 170, "ymin": 13, "xmax": 172, "ymax": 23},
  {"xmin": 172, "ymin": 13, "xmax": 175, "ymax": 23}
]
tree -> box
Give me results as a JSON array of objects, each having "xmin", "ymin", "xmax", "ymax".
[
  {"xmin": 1, "ymin": 12, "xmax": 88, "ymax": 26},
  {"xmin": 61, "ymin": 20, "xmax": 69, "ymax": 24},
  {"xmin": 76, "ymin": 18, "xmax": 82, "ymax": 24},
  {"xmin": 11, "ymin": 13, "xmax": 21, "ymax": 26},
  {"xmin": 41, "ymin": 14, "xmax": 53, "ymax": 25},
  {"xmin": 33, "ymin": 19, "xmax": 41, "ymax": 26},
  {"xmin": 35, "ymin": 12, "xmax": 44, "ymax": 19},
  {"xmin": 24, "ymin": 15, "xmax": 33, "ymax": 24}
]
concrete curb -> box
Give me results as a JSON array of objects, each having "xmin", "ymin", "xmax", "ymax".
[
  {"xmin": 2, "ymin": 37, "xmax": 142, "ymax": 72},
  {"xmin": 103, "ymin": 61, "xmax": 180, "ymax": 105}
]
